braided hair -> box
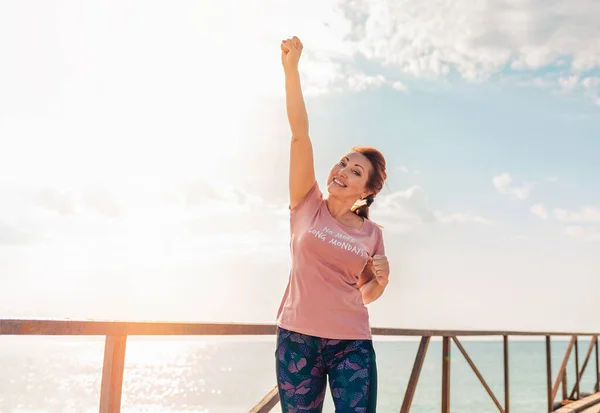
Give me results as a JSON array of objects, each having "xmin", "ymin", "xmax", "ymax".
[{"xmin": 350, "ymin": 146, "xmax": 387, "ymax": 219}]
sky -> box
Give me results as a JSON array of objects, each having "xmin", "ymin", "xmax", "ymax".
[{"xmin": 1, "ymin": 0, "xmax": 599, "ymax": 333}]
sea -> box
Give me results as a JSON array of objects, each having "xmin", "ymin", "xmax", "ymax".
[{"xmin": 0, "ymin": 336, "xmax": 597, "ymax": 413}]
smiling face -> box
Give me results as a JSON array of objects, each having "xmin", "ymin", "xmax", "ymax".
[{"xmin": 326, "ymin": 151, "xmax": 374, "ymax": 202}]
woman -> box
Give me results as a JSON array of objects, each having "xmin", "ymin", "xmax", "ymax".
[{"xmin": 275, "ymin": 36, "xmax": 391, "ymax": 412}]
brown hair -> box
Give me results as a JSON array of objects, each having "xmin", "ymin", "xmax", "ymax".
[{"xmin": 350, "ymin": 146, "xmax": 387, "ymax": 219}]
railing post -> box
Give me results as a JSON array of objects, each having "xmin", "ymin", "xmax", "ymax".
[
  {"xmin": 100, "ymin": 335, "xmax": 127, "ymax": 413},
  {"xmin": 442, "ymin": 336, "xmax": 451, "ymax": 413},
  {"xmin": 574, "ymin": 336, "xmax": 580, "ymax": 400},
  {"xmin": 551, "ymin": 336, "xmax": 575, "ymax": 404},
  {"xmin": 400, "ymin": 336, "xmax": 431, "ymax": 413},
  {"xmin": 546, "ymin": 336, "xmax": 552, "ymax": 413},
  {"xmin": 249, "ymin": 385, "xmax": 279, "ymax": 413},
  {"xmin": 594, "ymin": 336, "xmax": 600, "ymax": 392},
  {"xmin": 503, "ymin": 335, "xmax": 509, "ymax": 413},
  {"xmin": 568, "ymin": 336, "xmax": 596, "ymax": 400}
]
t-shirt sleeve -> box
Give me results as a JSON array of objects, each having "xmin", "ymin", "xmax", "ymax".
[
  {"xmin": 290, "ymin": 182, "xmax": 323, "ymax": 217},
  {"xmin": 373, "ymin": 227, "xmax": 386, "ymax": 257}
]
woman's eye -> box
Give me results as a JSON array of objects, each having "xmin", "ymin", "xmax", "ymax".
[{"xmin": 353, "ymin": 170, "xmax": 361, "ymax": 176}]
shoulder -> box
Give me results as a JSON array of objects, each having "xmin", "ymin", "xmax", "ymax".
[
  {"xmin": 363, "ymin": 218, "xmax": 386, "ymax": 253},
  {"xmin": 363, "ymin": 217, "xmax": 384, "ymax": 236}
]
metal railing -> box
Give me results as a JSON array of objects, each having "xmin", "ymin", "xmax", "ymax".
[{"xmin": 1, "ymin": 319, "xmax": 599, "ymax": 413}]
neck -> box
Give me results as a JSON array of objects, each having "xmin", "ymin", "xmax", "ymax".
[{"xmin": 325, "ymin": 196, "xmax": 357, "ymax": 220}]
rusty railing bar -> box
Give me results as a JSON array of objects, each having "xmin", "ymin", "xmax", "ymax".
[
  {"xmin": 5, "ymin": 320, "xmax": 600, "ymax": 413},
  {"xmin": 0, "ymin": 320, "xmax": 278, "ymax": 336},
  {"xmin": 442, "ymin": 336, "xmax": 451, "ymax": 413},
  {"xmin": 248, "ymin": 385, "xmax": 279, "ymax": 413},
  {"xmin": 452, "ymin": 337, "xmax": 505, "ymax": 413},
  {"xmin": 99, "ymin": 335, "xmax": 127, "ymax": 413},
  {"xmin": 504, "ymin": 335, "xmax": 510, "ymax": 413},
  {"xmin": 399, "ymin": 336, "xmax": 431, "ymax": 413},
  {"xmin": 3, "ymin": 319, "xmax": 600, "ymax": 337},
  {"xmin": 547, "ymin": 336, "xmax": 553, "ymax": 413},
  {"xmin": 552, "ymin": 336, "xmax": 576, "ymax": 403},
  {"xmin": 569, "ymin": 336, "xmax": 597, "ymax": 400}
]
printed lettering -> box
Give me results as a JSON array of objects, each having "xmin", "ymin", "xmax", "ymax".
[
  {"xmin": 328, "ymin": 238, "xmax": 365, "ymax": 256},
  {"xmin": 309, "ymin": 228, "xmax": 327, "ymax": 241},
  {"xmin": 335, "ymin": 232, "xmax": 356, "ymax": 243}
]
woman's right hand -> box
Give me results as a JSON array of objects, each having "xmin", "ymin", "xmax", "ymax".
[{"xmin": 281, "ymin": 36, "xmax": 303, "ymax": 73}]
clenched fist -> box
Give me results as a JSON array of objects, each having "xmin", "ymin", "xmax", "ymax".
[
  {"xmin": 368, "ymin": 255, "xmax": 390, "ymax": 287},
  {"xmin": 281, "ymin": 36, "xmax": 303, "ymax": 73}
]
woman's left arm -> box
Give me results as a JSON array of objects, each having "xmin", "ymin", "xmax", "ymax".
[{"xmin": 358, "ymin": 255, "xmax": 390, "ymax": 305}]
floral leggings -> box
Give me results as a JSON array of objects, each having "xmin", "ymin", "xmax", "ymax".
[{"xmin": 275, "ymin": 327, "xmax": 377, "ymax": 412}]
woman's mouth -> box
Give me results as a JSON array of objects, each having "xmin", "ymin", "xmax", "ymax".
[{"xmin": 333, "ymin": 178, "xmax": 347, "ymax": 187}]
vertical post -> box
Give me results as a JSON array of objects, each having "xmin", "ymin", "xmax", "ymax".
[
  {"xmin": 562, "ymin": 373, "xmax": 567, "ymax": 401},
  {"xmin": 504, "ymin": 335, "xmax": 510, "ymax": 413},
  {"xmin": 546, "ymin": 336, "xmax": 553, "ymax": 413},
  {"xmin": 442, "ymin": 336, "xmax": 451, "ymax": 413},
  {"xmin": 400, "ymin": 336, "xmax": 431, "ymax": 413},
  {"xmin": 574, "ymin": 336, "xmax": 580, "ymax": 400},
  {"xmin": 100, "ymin": 335, "xmax": 127, "ymax": 413},
  {"xmin": 594, "ymin": 336, "xmax": 600, "ymax": 393}
]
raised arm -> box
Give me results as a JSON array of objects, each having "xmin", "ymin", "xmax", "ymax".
[{"xmin": 281, "ymin": 36, "xmax": 316, "ymax": 209}]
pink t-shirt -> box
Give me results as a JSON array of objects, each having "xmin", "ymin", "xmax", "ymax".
[{"xmin": 276, "ymin": 182, "xmax": 385, "ymax": 340}]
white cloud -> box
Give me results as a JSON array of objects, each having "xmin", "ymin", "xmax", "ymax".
[
  {"xmin": 372, "ymin": 185, "xmax": 490, "ymax": 231},
  {"xmin": 373, "ymin": 186, "xmax": 435, "ymax": 229},
  {"xmin": 549, "ymin": 75, "xmax": 600, "ymax": 103},
  {"xmin": 493, "ymin": 173, "xmax": 511, "ymax": 189},
  {"xmin": 347, "ymin": 73, "xmax": 386, "ymax": 91},
  {"xmin": 493, "ymin": 172, "xmax": 535, "ymax": 200},
  {"xmin": 25, "ymin": 185, "xmax": 121, "ymax": 218},
  {"xmin": 337, "ymin": 0, "xmax": 600, "ymax": 81},
  {"xmin": 582, "ymin": 77, "xmax": 600, "ymax": 89},
  {"xmin": 301, "ymin": 61, "xmax": 407, "ymax": 95},
  {"xmin": 530, "ymin": 203, "xmax": 549, "ymax": 220},
  {"xmin": 527, "ymin": 202, "xmax": 600, "ymax": 242},
  {"xmin": 342, "ymin": 71, "xmax": 408, "ymax": 94},
  {"xmin": 80, "ymin": 185, "xmax": 122, "ymax": 218},
  {"xmin": 564, "ymin": 226, "xmax": 600, "ymax": 243},
  {"xmin": 435, "ymin": 212, "xmax": 493, "ymax": 225},
  {"xmin": 558, "ymin": 75, "xmax": 580, "ymax": 91},
  {"xmin": 521, "ymin": 74, "xmax": 600, "ymax": 104},
  {"xmin": 391, "ymin": 81, "xmax": 408, "ymax": 91},
  {"xmin": 393, "ymin": 165, "xmax": 419, "ymax": 175},
  {"xmin": 0, "ymin": 179, "xmax": 288, "ymax": 249},
  {"xmin": 167, "ymin": 180, "xmax": 220, "ymax": 207},
  {"xmin": 554, "ymin": 206, "xmax": 600, "ymax": 223},
  {"xmin": 289, "ymin": 0, "xmax": 599, "ymax": 102},
  {"xmin": 31, "ymin": 188, "xmax": 76, "ymax": 216},
  {"xmin": 0, "ymin": 221, "xmax": 37, "ymax": 245},
  {"xmin": 523, "ymin": 76, "xmax": 554, "ymax": 89},
  {"xmin": 3, "ymin": 0, "xmax": 598, "ymax": 117}
]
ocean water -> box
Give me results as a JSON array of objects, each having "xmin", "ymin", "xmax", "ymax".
[{"xmin": 0, "ymin": 336, "xmax": 597, "ymax": 413}]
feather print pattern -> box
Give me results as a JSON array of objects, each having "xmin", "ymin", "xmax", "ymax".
[{"xmin": 275, "ymin": 327, "xmax": 377, "ymax": 412}]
